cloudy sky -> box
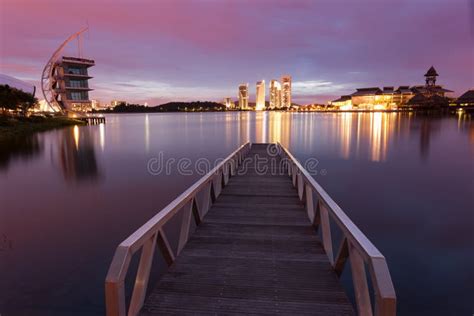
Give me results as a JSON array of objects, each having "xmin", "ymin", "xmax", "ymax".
[{"xmin": 1, "ymin": 0, "xmax": 473, "ymax": 105}]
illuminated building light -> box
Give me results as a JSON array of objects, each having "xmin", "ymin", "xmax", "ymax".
[
  {"xmin": 256, "ymin": 80, "xmax": 265, "ymax": 111},
  {"xmin": 281, "ymin": 75, "xmax": 292, "ymax": 108},
  {"xmin": 269, "ymin": 80, "xmax": 282, "ymax": 109},
  {"xmin": 238, "ymin": 84, "xmax": 249, "ymax": 110},
  {"xmin": 223, "ymin": 97, "xmax": 234, "ymax": 109}
]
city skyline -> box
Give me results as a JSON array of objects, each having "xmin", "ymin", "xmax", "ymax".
[{"xmin": 0, "ymin": 0, "xmax": 472, "ymax": 105}]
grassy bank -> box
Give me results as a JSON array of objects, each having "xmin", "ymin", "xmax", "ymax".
[{"xmin": 0, "ymin": 115, "xmax": 86, "ymax": 140}]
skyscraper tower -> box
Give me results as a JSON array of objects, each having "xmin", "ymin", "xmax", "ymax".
[
  {"xmin": 281, "ymin": 75, "xmax": 292, "ymax": 108},
  {"xmin": 269, "ymin": 80, "xmax": 282, "ymax": 109},
  {"xmin": 256, "ymin": 80, "xmax": 265, "ymax": 111},
  {"xmin": 238, "ymin": 83, "xmax": 249, "ymax": 110}
]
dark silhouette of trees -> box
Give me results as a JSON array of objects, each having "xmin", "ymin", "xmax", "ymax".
[{"xmin": 0, "ymin": 84, "xmax": 38, "ymax": 116}]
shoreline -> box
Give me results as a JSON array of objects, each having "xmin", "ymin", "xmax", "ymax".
[
  {"xmin": 0, "ymin": 116, "xmax": 86, "ymax": 141},
  {"xmin": 93, "ymin": 108, "xmax": 472, "ymax": 114}
]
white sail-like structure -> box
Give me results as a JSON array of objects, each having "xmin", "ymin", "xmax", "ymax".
[{"xmin": 41, "ymin": 28, "xmax": 90, "ymax": 113}]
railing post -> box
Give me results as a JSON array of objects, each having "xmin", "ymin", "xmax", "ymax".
[
  {"xmin": 128, "ymin": 232, "xmax": 158, "ymax": 316},
  {"xmin": 223, "ymin": 162, "xmax": 230, "ymax": 185},
  {"xmin": 214, "ymin": 171, "xmax": 223, "ymax": 198},
  {"xmin": 192, "ymin": 195, "xmax": 202, "ymax": 225},
  {"xmin": 320, "ymin": 203, "xmax": 334, "ymax": 265},
  {"xmin": 177, "ymin": 199, "xmax": 194, "ymax": 255},
  {"xmin": 105, "ymin": 246, "xmax": 131, "ymax": 316},
  {"xmin": 297, "ymin": 174, "xmax": 305, "ymax": 201},
  {"xmin": 291, "ymin": 164, "xmax": 297, "ymax": 186},
  {"xmin": 305, "ymin": 184, "xmax": 315, "ymax": 223},
  {"xmin": 334, "ymin": 237, "xmax": 349, "ymax": 276},
  {"xmin": 198, "ymin": 181, "xmax": 212, "ymax": 216},
  {"xmin": 370, "ymin": 258, "xmax": 397, "ymax": 316},
  {"xmin": 229, "ymin": 155, "xmax": 237, "ymax": 176},
  {"xmin": 349, "ymin": 242, "xmax": 373, "ymax": 316}
]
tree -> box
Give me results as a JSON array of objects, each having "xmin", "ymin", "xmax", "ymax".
[
  {"xmin": 0, "ymin": 84, "xmax": 38, "ymax": 116},
  {"xmin": 0, "ymin": 85, "xmax": 19, "ymax": 113},
  {"xmin": 16, "ymin": 89, "xmax": 38, "ymax": 116}
]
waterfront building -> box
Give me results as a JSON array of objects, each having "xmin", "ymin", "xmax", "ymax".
[
  {"xmin": 392, "ymin": 86, "xmax": 415, "ymax": 106},
  {"xmin": 256, "ymin": 80, "xmax": 265, "ymax": 111},
  {"xmin": 223, "ymin": 97, "xmax": 234, "ymax": 109},
  {"xmin": 238, "ymin": 84, "xmax": 249, "ymax": 110},
  {"xmin": 330, "ymin": 67, "xmax": 452, "ymax": 110},
  {"xmin": 41, "ymin": 28, "xmax": 96, "ymax": 113},
  {"xmin": 330, "ymin": 95, "xmax": 352, "ymax": 110},
  {"xmin": 281, "ymin": 75, "xmax": 292, "ymax": 108},
  {"xmin": 406, "ymin": 67, "xmax": 453, "ymax": 108},
  {"xmin": 269, "ymin": 80, "xmax": 282, "ymax": 109},
  {"xmin": 53, "ymin": 56, "xmax": 95, "ymax": 112}
]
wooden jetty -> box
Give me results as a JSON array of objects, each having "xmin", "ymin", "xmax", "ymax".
[
  {"xmin": 76, "ymin": 116, "xmax": 105, "ymax": 125},
  {"xmin": 105, "ymin": 143, "xmax": 396, "ymax": 316}
]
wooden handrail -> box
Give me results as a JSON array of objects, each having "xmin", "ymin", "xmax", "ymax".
[
  {"xmin": 105, "ymin": 142, "xmax": 251, "ymax": 316},
  {"xmin": 277, "ymin": 142, "xmax": 396, "ymax": 316}
]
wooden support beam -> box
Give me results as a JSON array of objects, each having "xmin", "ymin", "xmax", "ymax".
[
  {"xmin": 349, "ymin": 242, "xmax": 373, "ymax": 316},
  {"xmin": 128, "ymin": 233, "xmax": 157, "ymax": 316},
  {"xmin": 177, "ymin": 200, "xmax": 194, "ymax": 255},
  {"xmin": 334, "ymin": 237, "xmax": 349, "ymax": 276},
  {"xmin": 320, "ymin": 202, "xmax": 334, "ymax": 265},
  {"xmin": 157, "ymin": 229, "xmax": 175, "ymax": 266}
]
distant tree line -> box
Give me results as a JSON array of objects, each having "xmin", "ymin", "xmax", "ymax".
[
  {"xmin": 94, "ymin": 101, "xmax": 227, "ymax": 113},
  {"xmin": 0, "ymin": 84, "xmax": 38, "ymax": 116}
]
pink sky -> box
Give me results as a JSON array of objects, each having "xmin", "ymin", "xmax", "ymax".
[{"xmin": 1, "ymin": 0, "xmax": 473, "ymax": 105}]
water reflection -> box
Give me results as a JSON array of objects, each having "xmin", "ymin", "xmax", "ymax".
[
  {"xmin": 144, "ymin": 114, "xmax": 150, "ymax": 153},
  {"xmin": 0, "ymin": 134, "xmax": 43, "ymax": 170},
  {"xmin": 55, "ymin": 126, "xmax": 101, "ymax": 182},
  {"xmin": 236, "ymin": 112, "xmax": 472, "ymax": 163}
]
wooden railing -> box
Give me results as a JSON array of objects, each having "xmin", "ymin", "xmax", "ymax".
[
  {"xmin": 278, "ymin": 142, "xmax": 396, "ymax": 316},
  {"xmin": 105, "ymin": 142, "xmax": 251, "ymax": 316}
]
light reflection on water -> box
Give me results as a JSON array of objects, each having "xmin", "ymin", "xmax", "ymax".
[{"xmin": 0, "ymin": 112, "xmax": 472, "ymax": 315}]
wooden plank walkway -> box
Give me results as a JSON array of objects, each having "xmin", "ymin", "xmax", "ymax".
[{"xmin": 141, "ymin": 144, "xmax": 354, "ymax": 315}]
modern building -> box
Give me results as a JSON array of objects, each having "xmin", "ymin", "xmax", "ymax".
[
  {"xmin": 111, "ymin": 100, "xmax": 126, "ymax": 107},
  {"xmin": 269, "ymin": 80, "xmax": 282, "ymax": 109},
  {"xmin": 256, "ymin": 80, "xmax": 265, "ymax": 111},
  {"xmin": 238, "ymin": 84, "xmax": 249, "ymax": 110},
  {"xmin": 41, "ymin": 28, "xmax": 96, "ymax": 113},
  {"xmin": 281, "ymin": 75, "xmax": 292, "ymax": 108},
  {"xmin": 223, "ymin": 97, "xmax": 234, "ymax": 109},
  {"xmin": 53, "ymin": 56, "xmax": 95, "ymax": 112},
  {"xmin": 330, "ymin": 67, "xmax": 452, "ymax": 110},
  {"xmin": 330, "ymin": 95, "xmax": 352, "ymax": 110}
]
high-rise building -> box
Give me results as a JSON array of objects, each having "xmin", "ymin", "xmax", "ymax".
[
  {"xmin": 281, "ymin": 75, "xmax": 292, "ymax": 108},
  {"xmin": 256, "ymin": 80, "xmax": 265, "ymax": 111},
  {"xmin": 41, "ymin": 28, "xmax": 96, "ymax": 113},
  {"xmin": 238, "ymin": 83, "xmax": 249, "ymax": 110},
  {"xmin": 55, "ymin": 56, "xmax": 95, "ymax": 112},
  {"xmin": 269, "ymin": 80, "xmax": 282, "ymax": 109},
  {"xmin": 223, "ymin": 97, "xmax": 234, "ymax": 109}
]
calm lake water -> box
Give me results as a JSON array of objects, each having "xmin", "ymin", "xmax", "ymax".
[{"xmin": 0, "ymin": 112, "xmax": 473, "ymax": 315}]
